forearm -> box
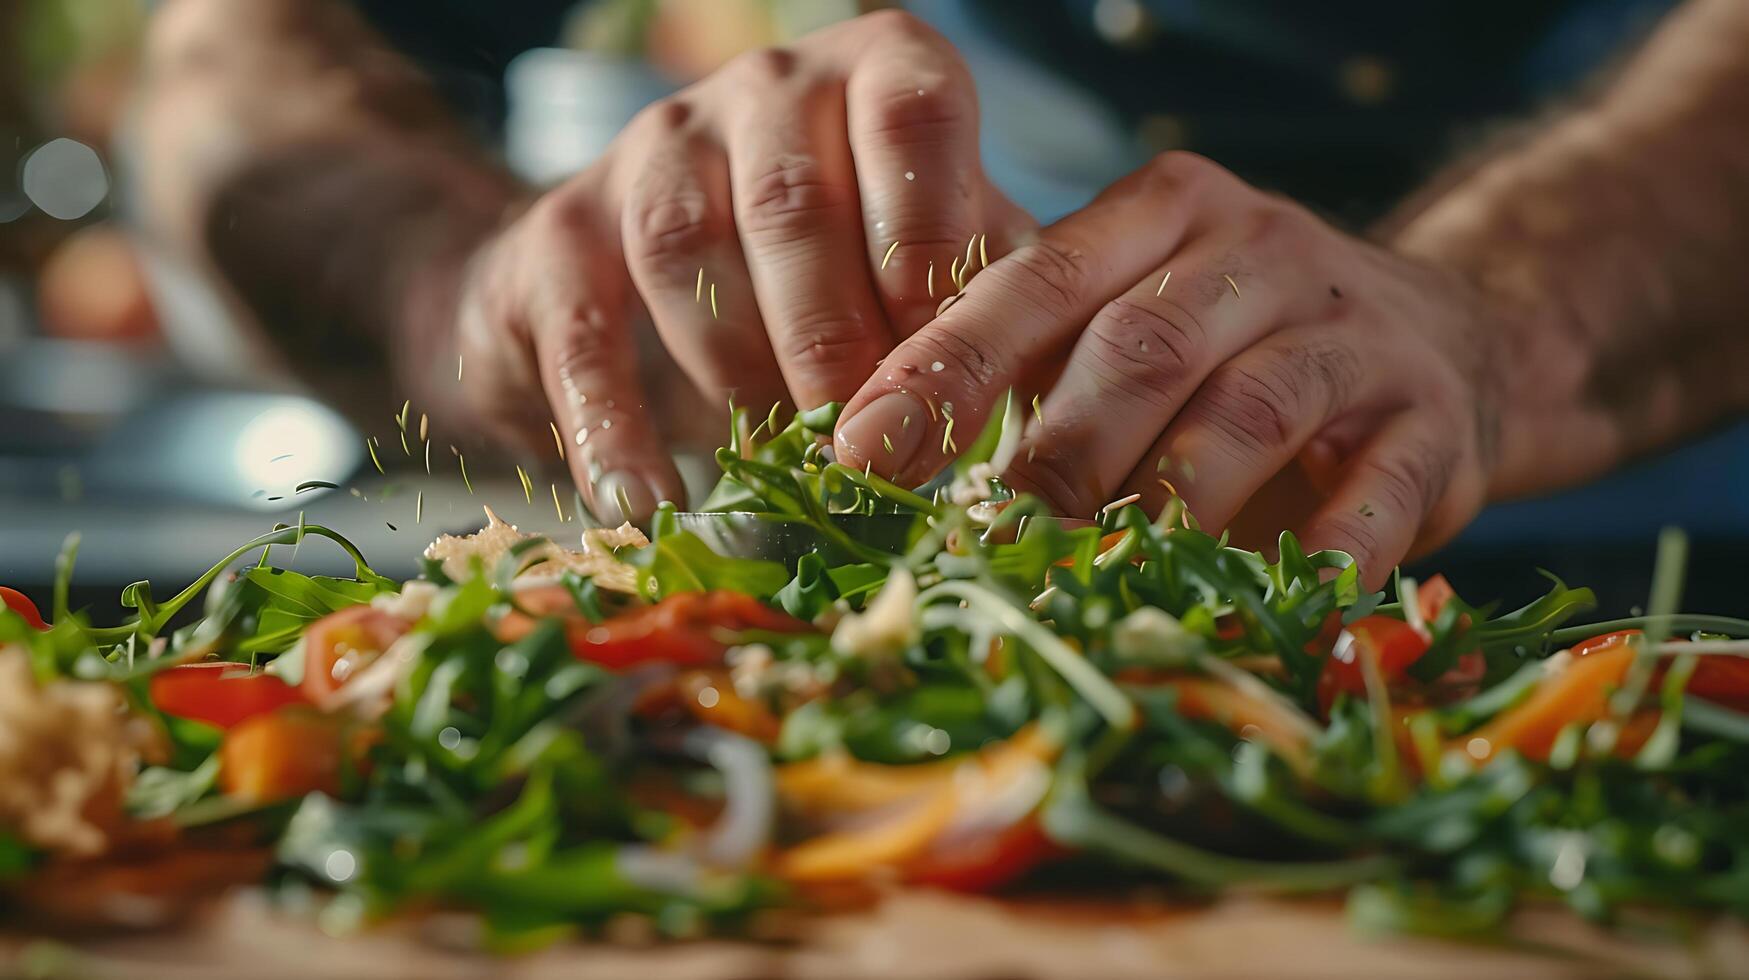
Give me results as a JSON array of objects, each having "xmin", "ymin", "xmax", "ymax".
[
  {"xmin": 1391, "ymin": 0, "xmax": 1749, "ymax": 499},
  {"xmin": 136, "ymin": 0, "xmax": 523, "ymax": 417}
]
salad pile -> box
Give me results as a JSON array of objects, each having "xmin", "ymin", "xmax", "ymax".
[{"xmin": 5, "ymin": 402, "xmax": 1749, "ymax": 948}]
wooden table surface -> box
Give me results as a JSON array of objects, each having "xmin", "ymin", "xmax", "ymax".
[{"xmin": 8, "ymin": 889, "xmax": 1748, "ymax": 980}]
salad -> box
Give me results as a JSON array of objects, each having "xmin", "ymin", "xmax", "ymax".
[{"xmin": 5, "ymin": 402, "xmax": 1749, "ymax": 949}]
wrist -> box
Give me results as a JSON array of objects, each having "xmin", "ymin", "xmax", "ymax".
[{"xmin": 1389, "ymin": 151, "xmax": 1611, "ymax": 500}]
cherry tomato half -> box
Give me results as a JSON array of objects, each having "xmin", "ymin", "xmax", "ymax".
[
  {"xmin": 1570, "ymin": 628, "xmax": 1749, "ymax": 702},
  {"xmin": 904, "ymin": 815, "xmax": 1060, "ymax": 893},
  {"xmin": 302, "ymin": 605, "xmax": 412, "ymax": 705},
  {"xmin": 0, "ymin": 587, "xmax": 47, "ymax": 631},
  {"xmin": 499, "ymin": 590, "xmax": 810, "ymax": 670},
  {"xmin": 1319, "ymin": 615, "xmax": 1431, "ymax": 707},
  {"xmin": 150, "ymin": 662, "xmax": 309, "ymax": 730}
]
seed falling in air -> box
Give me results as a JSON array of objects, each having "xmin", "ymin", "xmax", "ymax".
[
  {"xmin": 550, "ymin": 421, "xmax": 567, "ymax": 461},
  {"xmin": 695, "ymin": 267, "xmax": 704, "ymax": 303},
  {"xmin": 1223, "ymin": 273, "xmax": 1241, "ymax": 299},
  {"xmin": 366, "ymin": 437, "xmax": 384, "ymax": 475},
  {"xmin": 709, "ymin": 283, "xmax": 719, "ymax": 319},
  {"xmin": 927, "ymin": 261, "xmax": 935, "ymax": 298},
  {"xmin": 1156, "ymin": 270, "xmax": 1172, "ymax": 296},
  {"xmin": 882, "ymin": 433, "xmax": 894, "ymax": 454},
  {"xmin": 880, "ymin": 240, "xmax": 900, "ymax": 270}
]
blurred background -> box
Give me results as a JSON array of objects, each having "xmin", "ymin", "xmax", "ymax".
[{"xmin": 1, "ymin": 0, "xmax": 1745, "ymax": 617}]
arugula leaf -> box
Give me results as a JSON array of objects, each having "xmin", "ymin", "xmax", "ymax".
[{"xmin": 627, "ymin": 531, "xmax": 789, "ymax": 600}]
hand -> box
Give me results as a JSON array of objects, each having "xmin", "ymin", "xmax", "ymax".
[
  {"xmin": 834, "ymin": 152, "xmax": 1513, "ymax": 584},
  {"xmin": 454, "ymin": 10, "xmax": 1032, "ymax": 522}
]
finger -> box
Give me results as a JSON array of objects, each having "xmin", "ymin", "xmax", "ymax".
[
  {"xmin": 1004, "ymin": 234, "xmax": 1318, "ymax": 515},
  {"xmin": 1098, "ymin": 329, "xmax": 1372, "ymax": 530},
  {"xmin": 617, "ymin": 100, "xmax": 788, "ymax": 412},
  {"xmin": 521, "ymin": 198, "xmax": 686, "ymax": 524},
  {"xmin": 718, "ymin": 50, "xmax": 893, "ymax": 410},
  {"xmin": 839, "ymin": 11, "xmax": 1008, "ymax": 336},
  {"xmin": 834, "ymin": 152, "xmax": 1240, "ymax": 484},
  {"xmin": 1294, "ymin": 415, "xmax": 1467, "ymax": 590}
]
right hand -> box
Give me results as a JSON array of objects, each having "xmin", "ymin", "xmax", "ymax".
[{"xmin": 454, "ymin": 10, "xmax": 1033, "ymax": 522}]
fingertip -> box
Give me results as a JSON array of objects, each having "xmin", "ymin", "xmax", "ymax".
[{"xmin": 835, "ymin": 389, "xmax": 929, "ymax": 477}]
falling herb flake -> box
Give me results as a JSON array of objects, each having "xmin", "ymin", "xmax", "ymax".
[
  {"xmin": 978, "ymin": 234, "xmax": 988, "ymax": 269},
  {"xmin": 695, "ymin": 267, "xmax": 704, "ymax": 303},
  {"xmin": 880, "ymin": 240, "xmax": 900, "ymax": 270},
  {"xmin": 1223, "ymin": 273, "xmax": 1241, "ymax": 299},
  {"xmin": 397, "ymin": 400, "xmax": 411, "ymax": 431},
  {"xmin": 399, "ymin": 429, "xmax": 411, "ymax": 456},
  {"xmin": 1358, "ymin": 502, "xmax": 1376, "ymax": 517},
  {"xmin": 367, "ymin": 437, "xmax": 384, "ymax": 475},
  {"xmin": 942, "ymin": 417, "xmax": 957, "ymax": 455},
  {"xmin": 927, "ymin": 261, "xmax": 935, "ymax": 298},
  {"xmin": 269, "ymin": 453, "xmax": 294, "ymax": 463},
  {"xmin": 550, "ymin": 421, "xmax": 567, "ymax": 461},
  {"xmin": 459, "ymin": 453, "xmax": 474, "ymax": 495},
  {"xmin": 416, "ymin": 490, "xmax": 424, "ymax": 524},
  {"xmin": 901, "ymin": 415, "xmax": 912, "ymax": 430},
  {"xmin": 710, "ymin": 283, "xmax": 719, "ymax": 320},
  {"xmin": 294, "ymin": 480, "xmax": 339, "ymax": 494},
  {"xmin": 516, "ymin": 465, "xmax": 534, "ymax": 503},
  {"xmin": 266, "ymin": 495, "xmax": 284, "ymax": 502},
  {"xmin": 457, "ymin": 354, "xmax": 465, "ymax": 381},
  {"xmin": 1032, "ymin": 393, "xmax": 1045, "ymax": 427},
  {"xmin": 552, "ymin": 483, "xmax": 566, "ymax": 522},
  {"xmin": 386, "ymin": 522, "xmax": 398, "ymax": 531},
  {"xmin": 963, "ymin": 234, "xmax": 977, "ymax": 276},
  {"xmin": 882, "ymin": 433, "xmax": 895, "ymax": 454},
  {"xmin": 1156, "ymin": 270, "xmax": 1172, "ymax": 296},
  {"xmin": 424, "ymin": 439, "xmax": 432, "ymax": 475},
  {"xmin": 949, "ymin": 256, "xmax": 961, "ymax": 291},
  {"xmin": 418, "ymin": 413, "xmax": 429, "ymax": 442}
]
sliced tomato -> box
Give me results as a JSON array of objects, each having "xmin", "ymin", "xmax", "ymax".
[
  {"xmin": 1571, "ymin": 628, "xmax": 1749, "ymax": 701},
  {"xmin": 1318, "ymin": 615, "xmax": 1430, "ymax": 709},
  {"xmin": 220, "ymin": 708, "xmax": 350, "ymax": 803},
  {"xmin": 1416, "ymin": 574, "xmax": 1460, "ymax": 626},
  {"xmin": 302, "ymin": 605, "xmax": 412, "ymax": 704},
  {"xmin": 904, "ymin": 815, "xmax": 1059, "ymax": 893},
  {"xmin": 150, "ymin": 662, "xmax": 309, "ymax": 730},
  {"xmin": 0, "ymin": 587, "xmax": 46, "ymax": 631},
  {"xmin": 1571, "ymin": 629, "xmax": 1640, "ymax": 658},
  {"xmin": 561, "ymin": 591, "xmax": 808, "ymax": 670}
]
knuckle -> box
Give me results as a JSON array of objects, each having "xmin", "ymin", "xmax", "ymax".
[
  {"xmin": 1314, "ymin": 512, "xmax": 1386, "ymax": 569},
  {"xmin": 524, "ymin": 186, "xmax": 595, "ymax": 242},
  {"xmin": 739, "ymin": 155, "xmax": 851, "ymax": 240},
  {"xmin": 1364, "ymin": 441, "xmax": 1453, "ymax": 521},
  {"xmin": 726, "ymin": 46, "xmax": 800, "ymax": 85},
  {"xmin": 1190, "ymin": 364, "xmax": 1301, "ymax": 454},
  {"xmin": 1000, "ymin": 241, "xmax": 1094, "ymax": 320},
  {"xmin": 860, "ymin": 76, "xmax": 973, "ymax": 145},
  {"xmin": 1081, "ymin": 298, "xmax": 1204, "ymax": 408},
  {"xmin": 773, "ymin": 318, "xmax": 878, "ymax": 375},
  {"xmin": 541, "ymin": 305, "xmax": 616, "ymax": 370},
  {"xmin": 1142, "ymin": 150, "xmax": 1228, "ymax": 196},
  {"xmin": 628, "ymin": 97, "xmax": 694, "ymax": 138},
  {"xmin": 625, "ymin": 186, "xmax": 718, "ymax": 266},
  {"xmin": 907, "ymin": 327, "xmax": 1003, "ymax": 390},
  {"xmin": 1008, "ymin": 447, "xmax": 1098, "ymax": 517}
]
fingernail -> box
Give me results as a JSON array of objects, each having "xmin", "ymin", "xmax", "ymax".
[
  {"xmin": 837, "ymin": 391, "xmax": 927, "ymax": 474},
  {"xmin": 595, "ymin": 470, "xmax": 658, "ymax": 524}
]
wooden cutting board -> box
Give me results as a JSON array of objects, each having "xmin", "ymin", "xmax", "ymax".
[{"xmin": 7, "ymin": 889, "xmax": 1746, "ymax": 980}]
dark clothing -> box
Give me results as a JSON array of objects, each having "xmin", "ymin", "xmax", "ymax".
[{"xmin": 353, "ymin": 0, "xmax": 1677, "ymax": 221}]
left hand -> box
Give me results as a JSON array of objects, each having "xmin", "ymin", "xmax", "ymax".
[{"xmin": 833, "ymin": 152, "xmax": 1515, "ymax": 584}]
